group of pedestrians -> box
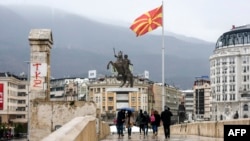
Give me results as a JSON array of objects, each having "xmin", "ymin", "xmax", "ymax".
[{"xmin": 115, "ymin": 106, "xmax": 173, "ymax": 139}]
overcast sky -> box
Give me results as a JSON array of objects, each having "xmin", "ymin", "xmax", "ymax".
[{"xmin": 1, "ymin": 0, "xmax": 250, "ymax": 42}]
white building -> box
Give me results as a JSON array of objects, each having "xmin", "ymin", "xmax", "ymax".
[
  {"xmin": 209, "ymin": 24, "xmax": 250, "ymax": 120},
  {"xmin": 181, "ymin": 90, "xmax": 194, "ymax": 121},
  {"xmin": 0, "ymin": 72, "xmax": 28, "ymax": 124}
]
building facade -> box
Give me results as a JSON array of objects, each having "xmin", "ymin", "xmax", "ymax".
[
  {"xmin": 209, "ymin": 24, "xmax": 250, "ymax": 120},
  {"xmin": 88, "ymin": 76, "xmax": 150, "ymax": 121},
  {"xmin": 193, "ymin": 79, "xmax": 211, "ymax": 121},
  {"xmin": 50, "ymin": 78, "xmax": 89, "ymax": 101},
  {"xmin": 181, "ymin": 90, "xmax": 194, "ymax": 121},
  {"xmin": 152, "ymin": 83, "xmax": 182, "ymax": 123},
  {"xmin": 0, "ymin": 72, "xmax": 28, "ymax": 124}
]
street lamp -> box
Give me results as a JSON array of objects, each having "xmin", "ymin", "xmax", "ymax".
[{"xmin": 24, "ymin": 61, "xmax": 30, "ymax": 141}]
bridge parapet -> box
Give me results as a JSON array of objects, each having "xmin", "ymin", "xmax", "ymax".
[
  {"xmin": 171, "ymin": 118, "xmax": 250, "ymax": 138},
  {"xmin": 41, "ymin": 116, "xmax": 110, "ymax": 141}
]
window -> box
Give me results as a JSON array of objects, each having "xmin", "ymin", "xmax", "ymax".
[
  {"xmin": 229, "ymin": 57, "xmax": 235, "ymax": 64},
  {"xmin": 95, "ymin": 97, "xmax": 99, "ymax": 103},
  {"xmin": 229, "ymin": 85, "xmax": 235, "ymax": 91},
  {"xmin": 131, "ymin": 97, "xmax": 136, "ymax": 102},
  {"xmin": 216, "ymin": 59, "xmax": 220, "ymax": 66},
  {"xmin": 243, "ymin": 104, "xmax": 248, "ymax": 111},
  {"xmin": 229, "ymin": 76, "xmax": 235, "ymax": 82},
  {"xmin": 229, "ymin": 67, "xmax": 235, "ymax": 73},
  {"xmin": 216, "ymin": 68, "xmax": 220, "ymax": 75},
  {"xmin": 108, "ymin": 97, "xmax": 113, "ymax": 101},
  {"xmin": 108, "ymin": 106, "xmax": 113, "ymax": 111},
  {"xmin": 222, "ymin": 58, "xmax": 227, "ymax": 65},
  {"xmin": 243, "ymin": 115, "xmax": 248, "ymax": 118},
  {"xmin": 222, "ymin": 76, "xmax": 227, "ymax": 83},
  {"xmin": 222, "ymin": 85, "xmax": 227, "ymax": 92},
  {"xmin": 18, "ymin": 85, "xmax": 26, "ymax": 89},
  {"xmin": 216, "ymin": 86, "xmax": 220, "ymax": 92},
  {"xmin": 242, "ymin": 56, "xmax": 249, "ymax": 64},
  {"xmin": 216, "ymin": 77, "xmax": 220, "ymax": 83},
  {"xmin": 217, "ymin": 95, "xmax": 220, "ymax": 101}
]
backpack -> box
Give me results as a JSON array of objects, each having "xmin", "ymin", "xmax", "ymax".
[{"xmin": 150, "ymin": 114, "xmax": 155, "ymax": 122}]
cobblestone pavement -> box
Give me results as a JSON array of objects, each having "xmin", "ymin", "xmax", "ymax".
[{"xmin": 101, "ymin": 133, "xmax": 224, "ymax": 141}]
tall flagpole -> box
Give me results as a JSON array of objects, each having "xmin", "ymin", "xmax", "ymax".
[{"xmin": 161, "ymin": 0, "xmax": 165, "ymax": 111}]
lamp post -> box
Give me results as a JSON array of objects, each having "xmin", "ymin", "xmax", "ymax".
[{"xmin": 24, "ymin": 61, "xmax": 30, "ymax": 141}]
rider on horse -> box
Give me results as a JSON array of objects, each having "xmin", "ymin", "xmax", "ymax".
[
  {"xmin": 123, "ymin": 54, "xmax": 133, "ymax": 76},
  {"xmin": 107, "ymin": 49, "xmax": 134, "ymax": 87}
]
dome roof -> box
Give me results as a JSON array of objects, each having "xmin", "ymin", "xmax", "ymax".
[{"xmin": 215, "ymin": 24, "xmax": 250, "ymax": 49}]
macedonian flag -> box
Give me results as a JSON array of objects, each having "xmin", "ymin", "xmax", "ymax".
[{"xmin": 130, "ymin": 5, "xmax": 162, "ymax": 37}]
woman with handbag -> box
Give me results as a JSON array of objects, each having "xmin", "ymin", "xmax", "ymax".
[{"xmin": 125, "ymin": 110, "xmax": 134, "ymax": 139}]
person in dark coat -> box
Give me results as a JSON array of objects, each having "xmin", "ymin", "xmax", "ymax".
[
  {"xmin": 161, "ymin": 106, "xmax": 173, "ymax": 139},
  {"xmin": 143, "ymin": 111, "xmax": 150, "ymax": 136},
  {"xmin": 136, "ymin": 109, "xmax": 145, "ymax": 135},
  {"xmin": 116, "ymin": 109, "xmax": 125, "ymax": 138}
]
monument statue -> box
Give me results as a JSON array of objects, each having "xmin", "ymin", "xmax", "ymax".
[{"xmin": 107, "ymin": 48, "xmax": 134, "ymax": 87}]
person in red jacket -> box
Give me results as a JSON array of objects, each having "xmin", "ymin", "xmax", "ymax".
[{"xmin": 150, "ymin": 110, "xmax": 161, "ymax": 136}]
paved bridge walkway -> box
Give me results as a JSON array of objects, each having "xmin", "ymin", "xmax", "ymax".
[{"xmin": 101, "ymin": 133, "xmax": 223, "ymax": 141}]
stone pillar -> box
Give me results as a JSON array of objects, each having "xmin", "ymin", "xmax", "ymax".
[{"xmin": 28, "ymin": 29, "xmax": 53, "ymax": 101}]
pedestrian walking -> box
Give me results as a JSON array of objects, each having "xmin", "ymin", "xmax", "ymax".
[
  {"xmin": 136, "ymin": 109, "xmax": 145, "ymax": 135},
  {"xmin": 150, "ymin": 110, "xmax": 161, "ymax": 136},
  {"xmin": 125, "ymin": 111, "xmax": 134, "ymax": 139},
  {"xmin": 143, "ymin": 111, "xmax": 150, "ymax": 137},
  {"xmin": 161, "ymin": 106, "xmax": 173, "ymax": 139},
  {"xmin": 116, "ymin": 109, "xmax": 125, "ymax": 138}
]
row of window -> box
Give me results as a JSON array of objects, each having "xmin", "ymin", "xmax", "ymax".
[
  {"xmin": 211, "ymin": 75, "xmax": 250, "ymax": 85},
  {"xmin": 94, "ymin": 96, "xmax": 150, "ymax": 103},
  {"xmin": 210, "ymin": 56, "xmax": 250, "ymax": 67},
  {"xmin": 211, "ymin": 66, "xmax": 250, "ymax": 75},
  {"xmin": 216, "ymin": 94, "xmax": 236, "ymax": 101}
]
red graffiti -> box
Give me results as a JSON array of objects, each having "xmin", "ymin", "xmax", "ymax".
[
  {"xmin": 33, "ymin": 79, "xmax": 42, "ymax": 87},
  {"xmin": 32, "ymin": 63, "xmax": 42, "ymax": 87}
]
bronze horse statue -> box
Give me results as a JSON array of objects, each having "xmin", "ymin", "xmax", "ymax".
[{"xmin": 107, "ymin": 50, "xmax": 134, "ymax": 87}]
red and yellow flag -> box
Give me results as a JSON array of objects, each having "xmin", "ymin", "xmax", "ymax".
[{"xmin": 130, "ymin": 5, "xmax": 162, "ymax": 37}]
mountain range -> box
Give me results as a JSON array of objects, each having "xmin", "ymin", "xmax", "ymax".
[{"xmin": 0, "ymin": 5, "xmax": 216, "ymax": 89}]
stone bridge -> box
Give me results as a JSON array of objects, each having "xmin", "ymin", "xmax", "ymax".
[{"xmin": 41, "ymin": 117, "xmax": 249, "ymax": 140}]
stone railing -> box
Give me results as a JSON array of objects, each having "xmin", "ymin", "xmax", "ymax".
[
  {"xmin": 170, "ymin": 118, "xmax": 250, "ymax": 138},
  {"xmin": 41, "ymin": 116, "xmax": 110, "ymax": 141}
]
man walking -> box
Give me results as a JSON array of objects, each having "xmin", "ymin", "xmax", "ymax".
[
  {"xmin": 136, "ymin": 109, "xmax": 145, "ymax": 135},
  {"xmin": 161, "ymin": 106, "xmax": 173, "ymax": 139},
  {"xmin": 116, "ymin": 109, "xmax": 125, "ymax": 138}
]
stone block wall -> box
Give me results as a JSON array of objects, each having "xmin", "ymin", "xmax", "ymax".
[{"xmin": 30, "ymin": 100, "xmax": 97, "ymax": 141}]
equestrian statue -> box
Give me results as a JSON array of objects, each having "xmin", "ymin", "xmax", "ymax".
[{"xmin": 107, "ymin": 49, "xmax": 134, "ymax": 87}]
